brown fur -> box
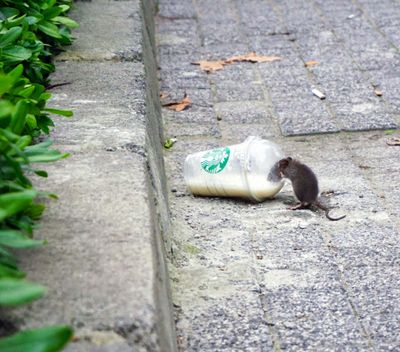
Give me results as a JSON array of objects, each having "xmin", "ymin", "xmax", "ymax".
[{"xmin": 278, "ymin": 157, "xmax": 346, "ymax": 221}]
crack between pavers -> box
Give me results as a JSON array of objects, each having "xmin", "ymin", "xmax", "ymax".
[
  {"xmin": 191, "ymin": 0, "xmax": 225, "ymax": 143},
  {"xmin": 230, "ymin": 0, "xmax": 286, "ymax": 140},
  {"xmin": 71, "ymin": 322, "xmax": 156, "ymax": 349},
  {"xmin": 268, "ymin": 0, "xmax": 345, "ymax": 135},
  {"xmin": 352, "ymin": 0, "xmax": 400, "ymax": 54},
  {"xmin": 227, "ymin": 3, "xmax": 284, "ymax": 349},
  {"xmin": 55, "ymin": 51, "xmax": 143, "ymax": 64},
  {"xmin": 324, "ymin": 233, "xmax": 376, "ymax": 350},
  {"xmin": 104, "ymin": 143, "xmax": 147, "ymax": 158}
]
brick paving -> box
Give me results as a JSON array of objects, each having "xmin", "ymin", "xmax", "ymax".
[{"xmin": 156, "ymin": 0, "xmax": 400, "ymax": 350}]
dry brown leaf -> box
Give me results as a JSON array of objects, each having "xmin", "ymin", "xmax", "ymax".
[
  {"xmin": 159, "ymin": 91, "xmax": 169, "ymax": 99},
  {"xmin": 162, "ymin": 94, "xmax": 191, "ymax": 112},
  {"xmin": 386, "ymin": 137, "xmax": 400, "ymax": 146},
  {"xmin": 192, "ymin": 52, "xmax": 281, "ymax": 72},
  {"xmin": 305, "ymin": 60, "xmax": 319, "ymax": 67},
  {"xmin": 191, "ymin": 60, "xmax": 225, "ymax": 72},
  {"xmin": 226, "ymin": 52, "xmax": 281, "ymax": 63}
]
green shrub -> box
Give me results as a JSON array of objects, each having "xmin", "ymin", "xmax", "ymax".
[
  {"xmin": 0, "ymin": 0, "xmax": 77, "ymax": 350},
  {"xmin": 0, "ymin": 0, "xmax": 78, "ymax": 84}
]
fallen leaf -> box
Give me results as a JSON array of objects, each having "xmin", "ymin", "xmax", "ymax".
[
  {"xmin": 164, "ymin": 138, "xmax": 177, "ymax": 149},
  {"xmin": 226, "ymin": 52, "xmax": 281, "ymax": 63},
  {"xmin": 305, "ymin": 60, "xmax": 319, "ymax": 67},
  {"xmin": 374, "ymin": 88, "xmax": 383, "ymax": 96},
  {"xmin": 160, "ymin": 91, "xmax": 169, "ymax": 99},
  {"xmin": 192, "ymin": 52, "xmax": 281, "ymax": 72},
  {"xmin": 162, "ymin": 94, "xmax": 191, "ymax": 112},
  {"xmin": 191, "ymin": 60, "xmax": 225, "ymax": 72},
  {"xmin": 386, "ymin": 137, "xmax": 400, "ymax": 146}
]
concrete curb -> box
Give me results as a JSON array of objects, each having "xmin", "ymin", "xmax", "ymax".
[{"xmin": 3, "ymin": 1, "xmax": 177, "ymax": 351}]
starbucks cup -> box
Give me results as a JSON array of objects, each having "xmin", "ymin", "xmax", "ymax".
[{"xmin": 183, "ymin": 136, "xmax": 284, "ymax": 202}]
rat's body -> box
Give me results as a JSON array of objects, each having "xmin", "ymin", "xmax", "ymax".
[{"xmin": 278, "ymin": 157, "xmax": 345, "ymax": 221}]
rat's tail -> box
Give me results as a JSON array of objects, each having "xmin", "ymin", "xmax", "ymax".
[{"xmin": 315, "ymin": 201, "xmax": 346, "ymax": 221}]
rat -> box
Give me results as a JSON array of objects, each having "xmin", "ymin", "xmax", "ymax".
[{"xmin": 277, "ymin": 157, "xmax": 346, "ymax": 221}]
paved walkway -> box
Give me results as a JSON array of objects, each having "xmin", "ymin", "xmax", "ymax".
[{"xmin": 156, "ymin": 0, "xmax": 400, "ymax": 351}]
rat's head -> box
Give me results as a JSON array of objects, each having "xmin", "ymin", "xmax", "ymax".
[
  {"xmin": 278, "ymin": 157, "xmax": 292, "ymax": 171},
  {"xmin": 278, "ymin": 157, "xmax": 294, "ymax": 178}
]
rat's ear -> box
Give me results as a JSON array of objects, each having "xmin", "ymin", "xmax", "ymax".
[
  {"xmin": 287, "ymin": 157, "xmax": 292, "ymax": 161},
  {"xmin": 278, "ymin": 158, "xmax": 289, "ymax": 169}
]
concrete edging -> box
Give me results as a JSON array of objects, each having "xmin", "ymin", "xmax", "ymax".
[{"xmin": 2, "ymin": 0, "xmax": 177, "ymax": 351}]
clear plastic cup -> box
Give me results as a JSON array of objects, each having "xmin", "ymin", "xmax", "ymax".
[{"xmin": 183, "ymin": 136, "xmax": 284, "ymax": 202}]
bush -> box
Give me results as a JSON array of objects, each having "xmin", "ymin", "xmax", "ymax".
[{"xmin": 0, "ymin": 0, "xmax": 77, "ymax": 350}]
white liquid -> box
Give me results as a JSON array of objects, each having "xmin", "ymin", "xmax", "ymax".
[{"xmin": 184, "ymin": 136, "xmax": 284, "ymax": 202}]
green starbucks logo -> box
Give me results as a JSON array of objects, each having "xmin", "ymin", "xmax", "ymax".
[{"xmin": 201, "ymin": 147, "xmax": 230, "ymax": 174}]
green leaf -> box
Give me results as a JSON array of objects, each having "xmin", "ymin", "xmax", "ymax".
[
  {"xmin": 0, "ymin": 325, "xmax": 73, "ymax": 352},
  {"xmin": 0, "ymin": 263, "xmax": 25, "ymax": 279},
  {"xmin": 43, "ymin": 0, "xmax": 57, "ymax": 10},
  {"xmin": 0, "ymin": 230, "xmax": 44, "ymax": 249},
  {"xmin": 0, "ymin": 65, "xmax": 23, "ymax": 96},
  {"xmin": 43, "ymin": 6, "xmax": 64, "ymax": 20},
  {"xmin": 8, "ymin": 64, "xmax": 24, "ymax": 81},
  {"xmin": 39, "ymin": 92, "xmax": 52, "ymax": 101},
  {"xmin": 17, "ymin": 85, "xmax": 36, "ymax": 98},
  {"xmin": 15, "ymin": 135, "xmax": 32, "ymax": 150},
  {"xmin": 0, "ymin": 27, "xmax": 22, "ymax": 48},
  {"xmin": 1, "ymin": 125, "xmax": 20, "ymax": 143},
  {"xmin": 6, "ymin": 14, "xmax": 26, "ymax": 27},
  {"xmin": 25, "ymin": 16, "xmax": 41, "ymax": 25},
  {"xmin": 33, "ymin": 170, "xmax": 48, "ymax": 177},
  {"xmin": 38, "ymin": 21, "xmax": 62, "ymax": 39},
  {"xmin": 27, "ymin": 152, "xmax": 70, "ymax": 163},
  {"xmin": 59, "ymin": 5, "xmax": 70, "ymax": 13},
  {"xmin": 27, "ymin": 111, "xmax": 40, "ymax": 125},
  {"xmin": 10, "ymin": 100, "xmax": 28, "ymax": 134},
  {"xmin": 0, "ymin": 278, "xmax": 45, "ymax": 306},
  {"xmin": 0, "ymin": 100, "xmax": 13, "ymax": 119},
  {"xmin": 0, "ymin": 7, "xmax": 19, "ymax": 20},
  {"xmin": 164, "ymin": 138, "xmax": 177, "ymax": 149},
  {"xmin": 43, "ymin": 108, "xmax": 73, "ymax": 117},
  {"xmin": 20, "ymin": 141, "xmax": 70, "ymax": 163},
  {"xmin": 23, "ymin": 139, "xmax": 52, "ymax": 150},
  {"xmin": 36, "ymin": 114, "xmax": 54, "ymax": 134},
  {"xmin": 52, "ymin": 16, "xmax": 79, "ymax": 29},
  {"xmin": 0, "ymin": 246, "xmax": 18, "ymax": 269},
  {"xmin": 25, "ymin": 203, "xmax": 45, "ymax": 221},
  {"xmin": 0, "ymin": 190, "xmax": 37, "ymax": 221},
  {"xmin": 1, "ymin": 45, "xmax": 32, "ymax": 63}
]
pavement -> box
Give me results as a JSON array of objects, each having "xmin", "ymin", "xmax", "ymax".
[
  {"xmin": 3, "ymin": 0, "xmax": 399, "ymax": 351},
  {"xmin": 157, "ymin": 0, "xmax": 400, "ymax": 351},
  {"xmin": 3, "ymin": 1, "xmax": 176, "ymax": 351}
]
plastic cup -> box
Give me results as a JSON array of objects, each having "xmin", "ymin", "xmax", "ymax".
[{"xmin": 183, "ymin": 136, "xmax": 284, "ymax": 202}]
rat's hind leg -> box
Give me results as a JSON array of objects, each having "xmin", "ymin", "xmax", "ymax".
[{"xmin": 288, "ymin": 202, "xmax": 310, "ymax": 210}]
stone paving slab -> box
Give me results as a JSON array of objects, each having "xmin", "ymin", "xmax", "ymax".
[
  {"xmin": 157, "ymin": 0, "xmax": 399, "ymax": 137},
  {"xmin": 57, "ymin": 0, "xmax": 142, "ymax": 62},
  {"xmin": 156, "ymin": 0, "xmax": 400, "ymax": 350}
]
